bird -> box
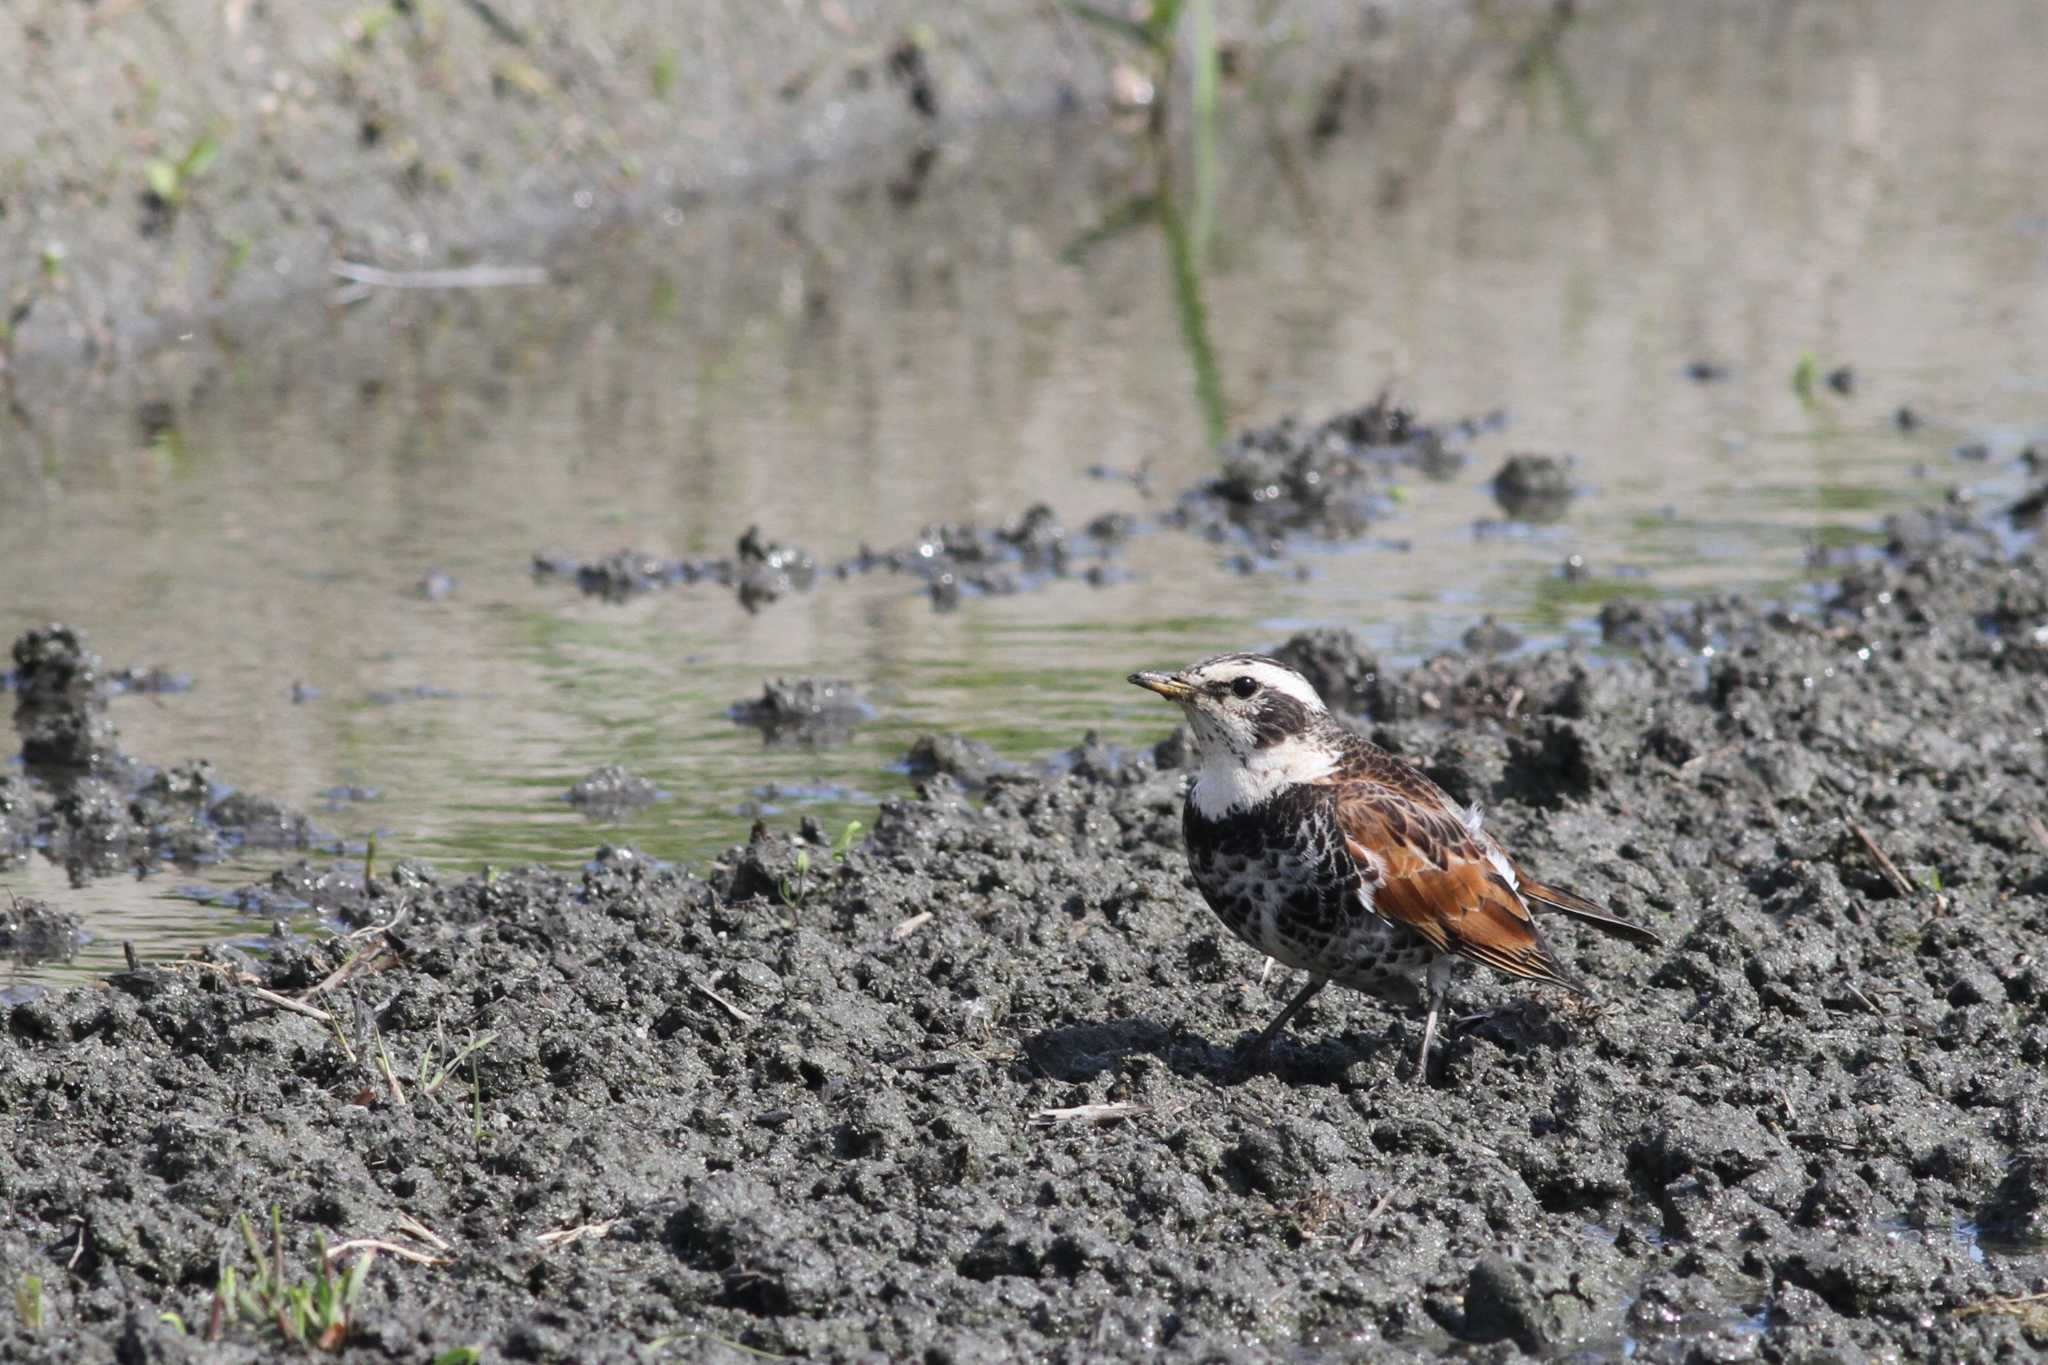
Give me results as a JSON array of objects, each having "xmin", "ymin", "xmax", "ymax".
[{"xmin": 1129, "ymin": 652, "xmax": 1660, "ymax": 1077}]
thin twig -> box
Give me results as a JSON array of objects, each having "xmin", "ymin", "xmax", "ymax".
[
  {"xmin": 1848, "ymin": 818, "xmax": 1916, "ymax": 898},
  {"xmin": 170, "ymin": 960, "xmax": 335, "ymax": 1021},
  {"xmin": 890, "ymin": 911, "xmax": 932, "ymax": 941},
  {"xmin": 374, "ymin": 1029, "xmax": 410, "ymax": 1108},
  {"xmin": 349, "ymin": 906, "xmax": 410, "ymax": 940},
  {"xmin": 331, "ymin": 261, "xmax": 547, "ymax": 289},
  {"xmin": 249, "ymin": 987, "xmax": 333, "ymax": 1022},
  {"xmin": 534, "ymin": 1219, "xmax": 619, "ymax": 1250},
  {"xmin": 1953, "ymin": 1290, "xmax": 2048, "ymax": 1326},
  {"xmin": 1030, "ymin": 1102, "xmax": 1152, "ymax": 1127},
  {"xmin": 392, "ymin": 1212, "xmax": 451, "ymax": 1252},
  {"xmin": 325, "ymin": 1238, "xmax": 444, "ymax": 1267},
  {"xmin": 691, "ymin": 980, "xmax": 752, "ymax": 1024},
  {"xmin": 302, "ymin": 943, "xmax": 392, "ymax": 1000},
  {"xmin": 1845, "ymin": 984, "xmax": 1883, "ymax": 1015}
]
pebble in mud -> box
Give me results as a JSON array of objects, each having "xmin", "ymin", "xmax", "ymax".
[{"xmin": 6, "ymin": 535, "xmax": 2048, "ymax": 1362}]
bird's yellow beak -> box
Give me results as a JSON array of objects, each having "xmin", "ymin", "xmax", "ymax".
[{"xmin": 1128, "ymin": 671, "xmax": 1194, "ymax": 702}]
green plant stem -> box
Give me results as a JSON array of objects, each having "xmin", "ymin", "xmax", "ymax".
[{"xmin": 1188, "ymin": 0, "xmax": 1218, "ymax": 267}]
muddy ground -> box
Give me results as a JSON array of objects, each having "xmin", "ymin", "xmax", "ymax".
[{"xmin": 2, "ymin": 501, "xmax": 2045, "ymax": 1360}]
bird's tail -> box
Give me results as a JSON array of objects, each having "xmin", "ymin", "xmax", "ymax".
[{"xmin": 1518, "ymin": 876, "xmax": 1663, "ymax": 947}]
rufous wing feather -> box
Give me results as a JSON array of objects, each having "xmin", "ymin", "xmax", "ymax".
[{"xmin": 1336, "ymin": 791, "xmax": 1585, "ymax": 993}]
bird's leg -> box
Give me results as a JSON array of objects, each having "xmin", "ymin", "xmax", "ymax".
[
  {"xmin": 1245, "ymin": 974, "xmax": 1327, "ymax": 1056},
  {"xmin": 1414, "ymin": 957, "xmax": 1456, "ymax": 1083}
]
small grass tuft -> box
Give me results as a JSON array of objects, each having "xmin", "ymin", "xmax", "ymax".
[
  {"xmin": 203, "ymin": 1205, "xmax": 372, "ymax": 1352},
  {"xmin": 16, "ymin": 1275, "xmax": 43, "ymax": 1331},
  {"xmin": 778, "ymin": 848, "xmax": 813, "ymax": 909},
  {"xmin": 144, "ymin": 131, "xmax": 221, "ymax": 210},
  {"xmin": 418, "ymin": 1028, "xmax": 499, "ymax": 1096}
]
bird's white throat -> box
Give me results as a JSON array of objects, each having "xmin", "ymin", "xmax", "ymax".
[{"xmin": 1189, "ymin": 732, "xmax": 1340, "ymax": 817}]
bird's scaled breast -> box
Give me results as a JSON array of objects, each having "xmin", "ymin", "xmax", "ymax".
[{"xmin": 1182, "ymin": 790, "xmax": 1421, "ymax": 992}]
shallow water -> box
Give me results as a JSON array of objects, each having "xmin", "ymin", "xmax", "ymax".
[{"xmin": 3, "ymin": 0, "xmax": 2044, "ymax": 984}]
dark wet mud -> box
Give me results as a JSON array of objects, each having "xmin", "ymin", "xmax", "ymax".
[
  {"xmin": 535, "ymin": 398, "xmax": 1477, "ymax": 618},
  {"xmin": 3, "ymin": 628, "xmax": 321, "ymax": 894},
  {"xmin": 5, "ymin": 521, "xmax": 2048, "ymax": 1360}
]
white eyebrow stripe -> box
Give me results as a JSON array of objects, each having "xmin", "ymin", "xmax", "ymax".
[{"xmin": 1184, "ymin": 657, "xmax": 1326, "ymax": 712}]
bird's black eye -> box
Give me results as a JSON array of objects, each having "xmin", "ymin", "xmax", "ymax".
[{"xmin": 1231, "ymin": 676, "xmax": 1260, "ymax": 700}]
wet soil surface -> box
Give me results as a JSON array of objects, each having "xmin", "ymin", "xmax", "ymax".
[{"xmin": 5, "ymin": 523, "xmax": 2048, "ymax": 1360}]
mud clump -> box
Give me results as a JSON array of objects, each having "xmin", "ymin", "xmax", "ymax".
[
  {"xmin": 1175, "ymin": 395, "xmax": 1489, "ymax": 548},
  {"xmin": 728, "ymin": 676, "xmax": 873, "ymax": 746},
  {"xmin": 901, "ymin": 732, "xmax": 1006, "ymax": 787},
  {"xmin": 734, "ymin": 525, "xmax": 819, "ymax": 612},
  {"xmin": 537, "ymin": 400, "xmax": 1511, "ymax": 616},
  {"xmin": 2012, "ymin": 483, "xmax": 2048, "ymax": 526},
  {"xmin": 1269, "ymin": 626, "xmax": 1391, "ymax": 718},
  {"xmin": 11, "ymin": 623, "xmax": 122, "ymax": 773},
  {"xmin": 1598, "ymin": 599, "xmax": 1667, "ymax": 650},
  {"xmin": 0, "ymin": 895, "xmax": 84, "ymax": 965},
  {"xmin": 535, "ymin": 547, "xmax": 700, "ymax": 601},
  {"xmin": 5, "ymin": 627, "xmax": 320, "ymax": 883},
  {"xmin": 566, "ymin": 764, "xmax": 663, "ymax": 816},
  {"xmin": 539, "ymin": 504, "xmax": 1131, "ymax": 615},
  {"xmin": 5, "ymin": 533, "xmax": 2048, "ymax": 1361},
  {"xmin": 1490, "ymin": 453, "xmax": 1577, "ymax": 521},
  {"xmin": 1461, "ymin": 615, "xmax": 1524, "ymax": 655}
]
